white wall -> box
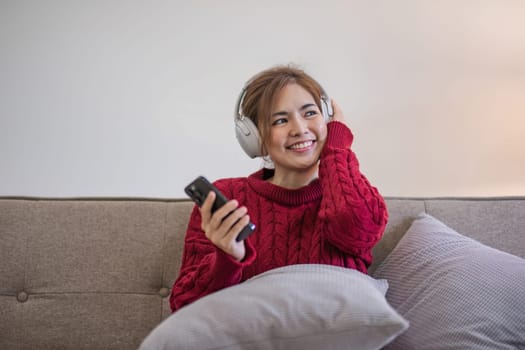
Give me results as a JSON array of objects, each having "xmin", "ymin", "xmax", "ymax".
[{"xmin": 1, "ymin": 0, "xmax": 524, "ymax": 198}]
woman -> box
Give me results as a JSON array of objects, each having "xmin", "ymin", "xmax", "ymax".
[{"xmin": 170, "ymin": 64, "xmax": 388, "ymax": 312}]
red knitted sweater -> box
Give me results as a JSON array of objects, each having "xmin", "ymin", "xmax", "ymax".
[{"xmin": 170, "ymin": 121, "xmax": 388, "ymax": 312}]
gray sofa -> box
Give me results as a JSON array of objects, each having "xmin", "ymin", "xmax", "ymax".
[{"xmin": 1, "ymin": 196, "xmax": 524, "ymax": 349}]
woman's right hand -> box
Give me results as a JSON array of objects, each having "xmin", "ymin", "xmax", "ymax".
[{"xmin": 199, "ymin": 191, "xmax": 250, "ymax": 261}]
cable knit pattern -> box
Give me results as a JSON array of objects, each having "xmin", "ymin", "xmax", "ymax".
[{"xmin": 170, "ymin": 121, "xmax": 388, "ymax": 312}]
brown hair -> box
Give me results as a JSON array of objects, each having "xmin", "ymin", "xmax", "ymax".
[{"xmin": 241, "ymin": 64, "xmax": 324, "ymax": 155}]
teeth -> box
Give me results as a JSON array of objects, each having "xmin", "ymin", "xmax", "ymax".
[{"xmin": 289, "ymin": 141, "xmax": 313, "ymax": 149}]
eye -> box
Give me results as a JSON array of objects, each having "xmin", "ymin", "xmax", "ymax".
[
  {"xmin": 305, "ymin": 109, "xmax": 319, "ymax": 118},
  {"xmin": 271, "ymin": 118, "xmax": 288, "ymax": 126}
]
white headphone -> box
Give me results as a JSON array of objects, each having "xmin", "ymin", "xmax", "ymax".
[{"xmin": 234, "ymin": 81, "xmax": 334, "ymax": 158}]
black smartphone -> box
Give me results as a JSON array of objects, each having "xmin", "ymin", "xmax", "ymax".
[{"xmin": 184, "ymin": 176, "xmax": 255, "ymax": 241}]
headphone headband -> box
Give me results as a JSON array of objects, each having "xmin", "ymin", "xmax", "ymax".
[{"xmin": 234, "ymin": 77, "xmax": 333, "ymax": 158}]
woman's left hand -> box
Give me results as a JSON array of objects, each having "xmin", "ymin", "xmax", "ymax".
[{"xmin": 330, "ymin": 98, "xmax": 346, "ymax": 125}]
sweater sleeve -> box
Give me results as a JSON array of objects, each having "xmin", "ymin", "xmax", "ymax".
[
  {"xmin": 169, "ymin": 204, "xmax": 257, "ymax": 312},
  {"xmin": 318, "ymin": 121, "xmax": 388, "ymax": 259}
]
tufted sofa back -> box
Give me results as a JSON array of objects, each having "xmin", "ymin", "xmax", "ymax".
[{"xmin": 0, "ymin": 198, "xmax": 191, "ymax": 349}]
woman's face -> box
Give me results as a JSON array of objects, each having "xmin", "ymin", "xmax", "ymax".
[{"xmin": 265, "ymin": 83, "xmax": 327, "ymax": 174}]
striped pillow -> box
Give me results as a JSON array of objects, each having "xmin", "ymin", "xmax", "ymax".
[{"xmin": 373, "ymin": 213, "xmax": 525, "ymax": 349}]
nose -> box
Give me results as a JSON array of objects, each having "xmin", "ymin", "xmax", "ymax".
[{"xmin": 288, "ymin": 114, "xmax": 308, "ymax": 136}]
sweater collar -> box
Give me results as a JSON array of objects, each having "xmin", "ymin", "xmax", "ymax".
[{"xmin": 247, "ymin": 168, "xmax": 322, "ymax": 206}]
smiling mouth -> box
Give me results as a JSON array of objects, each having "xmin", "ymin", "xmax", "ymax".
[{"xmin": 287, "ymin": 140, "xmax": 315, "ymax": 150}]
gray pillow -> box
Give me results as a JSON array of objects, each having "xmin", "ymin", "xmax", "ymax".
[
  {"xmin": 373, "ymin": 213, "xmax": 525, "ymax": 349},
  {"xmin": 139, "ymin": 264, "xmax": 408, "ymax": 350}
]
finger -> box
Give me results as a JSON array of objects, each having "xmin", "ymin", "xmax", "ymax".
[
  {"xmin": 208, "ymin": 199, "xmax": 238, "ymax": 230},
  {"xmin": 330, "ymin": 98, "xmax": 345, "ymax": 122},
  {"xmin": 199, "ymin": 191, "xmax": 216, "ymax": 223},
  {"xmin": 225, "ymin": 214, "xmax": 251, "ymax": 242},
  {"xmin": 220, "ymin": 206, "xmax": 248, "ymax": 238}
]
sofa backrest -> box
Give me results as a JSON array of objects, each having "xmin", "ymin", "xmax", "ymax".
[
  {"xmin": 0, "ymin": 198, "xmax": 192, "ymax": 349},
  {"xmin": 0, "ymin": 197, "xmax": 523, "ymax": 349},
  {"xmin": 370, "ymin": 197, "xmax": 525, "ymax": 273}
]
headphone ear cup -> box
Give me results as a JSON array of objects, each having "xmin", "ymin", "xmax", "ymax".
[
  {"xmin": 321, "ymin": 96, "xmax": 333, "ymax": 122},
  {"xmin": 235, "ymin": 117, "xmax": 262, "ymax": 158}
]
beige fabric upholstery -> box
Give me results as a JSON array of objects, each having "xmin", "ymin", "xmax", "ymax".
[{"xmin": 0, "ymin": 197, "xmax": 523, "ymax": 349}]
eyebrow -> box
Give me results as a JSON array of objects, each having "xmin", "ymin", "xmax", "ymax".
[{"xmin": 271, "ymin": 103, "xmax": 317, "ymax": 118}]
